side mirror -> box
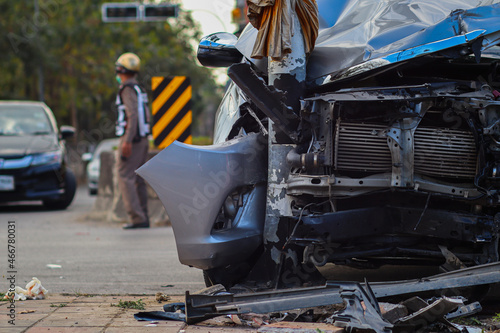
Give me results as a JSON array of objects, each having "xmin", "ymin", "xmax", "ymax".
[
  {"xmin": 197, "ymin": 32, "xmax": 243, "ymax": 68},
  {"xmin": 60, "ymin": 125, "xmax": 75, "ymax": 140},
  {"xmin": 81, "ymin": 152, "xmax": 93, "ymax": 162}
]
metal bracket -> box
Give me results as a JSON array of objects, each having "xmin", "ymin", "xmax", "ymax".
[
  {"xmin": 326, "ymin": 282, "xmax": 393, "ymax": 333},
  {"xmin": 228, "ymin": 63, "xmax": 301, "ymax": 143},
  {"xmin": 183, "ymin": 262, "xmax": 500, "ymax": 324},
  {"xmin": 439, "ymin": 245, "xmax": 467, "ymax": 272}
]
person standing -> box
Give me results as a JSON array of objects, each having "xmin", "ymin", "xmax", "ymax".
[{"xmin": 114, "ymin": 52, "xmax": 150, "ymax": 229}]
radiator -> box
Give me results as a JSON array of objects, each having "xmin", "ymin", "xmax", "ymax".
[{"xmin": 334, "ymin": 122, "xmax": 477, "ymax": 179}]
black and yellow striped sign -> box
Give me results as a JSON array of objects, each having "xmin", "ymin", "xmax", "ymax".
[{"xmin": 151, "ymin": 76, "xmax": 192, "ymax": 148}]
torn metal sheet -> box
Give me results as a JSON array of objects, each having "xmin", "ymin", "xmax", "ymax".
[
  {"xmin": 398, "ymin": 296, "xmax": 463, "ymax": 332},
  {"xmin": 309, "ymin": 2, "xmax": 500, "ymax": 85},
  {"xmin": 183, "ymin": 262, "xmax": 500, "ymax": 324},
  {"xmin": 455, "ymin": 325, "xmax": 486, "ymax": 333},
  {"xmin": 325, "ymin": 283, "xmax": 393, "ymax": 333},
  {"xmin": 235, "ymin": 1, "xmax": 500, "ymax": 86},
  {"xmin": 445, "ymin": 302, "xmax": 483, "ymax": 320},
  {"xmin": 228, "ymin": 63, "xmax": 301, "ymax": 142},
  {"xmin": 379, "ymin": 303, "xmax": 408, "ymax": 324}
]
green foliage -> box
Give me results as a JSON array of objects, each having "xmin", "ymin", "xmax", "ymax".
[
  {"xmin": 493, "ymin": 313, "xmax": 500, "ymax": 322},
  {"xmin": 50, "ymin": 303, "xmax": 67, "ymax": 308},
  {"xmin": 0, "ymin": 0, "xmax": 222, "ymax": 138},
  {"xmin": 451, "ymin": 316, "xmax": 484, "ymax": 326},
  {"xmin": 192, "ymin": 136, "xmax": 213, "ymax": 145},
  {"xmin": 111, "ymin": 299, "xmax": 146, "ymax": 310}
]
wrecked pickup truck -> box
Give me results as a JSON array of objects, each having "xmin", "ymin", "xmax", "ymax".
[{"xmin": 138, "ymin": 0, "xmax": 500, "ymax": 290}]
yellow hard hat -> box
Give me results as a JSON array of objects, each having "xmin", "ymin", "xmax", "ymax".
[{"xmin": 115, "ymin": 52, "xmax": 141, "ymax": 73}]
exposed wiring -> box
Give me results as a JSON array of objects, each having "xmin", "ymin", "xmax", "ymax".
[
  {"xmin": 282, "ymin": 201, "xmax": 330, "ymax": 251},
  {"xmin": 414, "ymin": 193, "xmax": 431, "ymax": 231}
]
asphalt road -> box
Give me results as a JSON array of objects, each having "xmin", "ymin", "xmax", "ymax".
[
  {"xmin": 1, "ymin": 186, "xmax": 499, "ymax": 302},
  {"xmin": 0, "ymin": 186, "xmax": 205, "ymax": 296}
]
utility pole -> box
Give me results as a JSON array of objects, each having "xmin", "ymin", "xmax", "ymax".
[{"xmin": 35, "ymin": 0, "xmax": 44, "ymax": 102}]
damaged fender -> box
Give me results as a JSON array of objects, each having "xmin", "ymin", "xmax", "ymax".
[{"xmin": 137, "ymin": 133, "xmax": 267, "ymax": 270}]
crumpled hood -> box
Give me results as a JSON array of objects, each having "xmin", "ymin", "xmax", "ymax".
[
  {"xmin": 236, "ymin": 0, "xmax": 500, "ymax": 86},
  {"xmin": 0, "ymin": 135, "xmax": 59, "ymax": 157}
]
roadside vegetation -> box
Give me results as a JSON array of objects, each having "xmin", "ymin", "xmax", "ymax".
[
  {"xmin": 111, "ymin": 299, "xmax": 146, "ymax": 310},
  {"xmin": 0, "ymin": 0, "xmax": 223, "ymax": 139}
]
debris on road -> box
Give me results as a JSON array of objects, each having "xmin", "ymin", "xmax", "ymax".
[
  {"xmin": 111, "ymin": 299, "xmax": 146, "ymax": 310},
  {"xmin": 378, "ymin": 302, "xmax": 408, "ymax": 324},
  {"xmin": 3, "ymin": 277, "xmax": 48, "ymax": 301},
  {"xmin": 396, "ymin": 296, "xmax": 463, "ymax": 332},
  {"xmin": 142, "ymin": 291, "xmax": 491, "ymax": 332},
  {"xmin": 445, "ymin": 302, "xmax": 483, "ymax": 320},
  {"xmin": 135, "ymin": 302, "xmax": 186, "ymax": 321},
  {"xmin": 182, "ymin": 262, "xmax": 500, "ymax": 324},
  {"xmin": 258, "ymin": 322, "xmax": 342, "ymax": 333},
  {"xmin": 324, "ymin": 283, "xmax": 393, "ymax": 333},
  {"xmin": 134, "ymin": 310, "xmax": 186, "ymax": 322},
  {"xmin": 155, "ymin": 291, "xmax": 170, "ymax": 303},
  {"xmin": 134, "ymin": 262, "xmax": 500, "ymax": 332}
]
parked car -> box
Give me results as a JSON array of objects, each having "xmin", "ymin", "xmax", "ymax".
[
  {"xmin": 138, "ymin": 1, "xmax": 500, "ymax": 289},
  {"xmin": 0, "ymin": 101, "xmax": 76, "ymax": 209},
  {"xmin": 83, "ymin": 138, "xmax": 119, "ymax": 195}
]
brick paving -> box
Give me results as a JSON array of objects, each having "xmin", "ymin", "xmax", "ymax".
[{"xmin": 0, "ymin": 294, "xmax": 259, "ymax": 333}]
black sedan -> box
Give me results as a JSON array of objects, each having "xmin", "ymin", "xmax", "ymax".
[{"xmin": 0, "ymin": 101, "xmax": 76, "ymax": 209}]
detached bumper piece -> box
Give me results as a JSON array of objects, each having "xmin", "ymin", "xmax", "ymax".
[
  {"xmin": 137, "ymin": 133, "xmax": 267, "ymax": 270},
  {"xmin": 184, "ymin": 262, "xmax": 500, "ymax": 330}
]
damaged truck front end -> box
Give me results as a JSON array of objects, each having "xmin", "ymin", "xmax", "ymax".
[{"xmin": 138, "ymin": 0, "xmax": 500, "ymax": 289}]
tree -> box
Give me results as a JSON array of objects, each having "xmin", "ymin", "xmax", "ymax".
[{"xmin": 0, "ymin": 0, "xmax": 222, "ymax": 145}]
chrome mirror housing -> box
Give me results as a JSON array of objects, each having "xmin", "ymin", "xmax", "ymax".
[{"xmin": 197, "ymin": 32, "xmax": 242, "ymax": 68}]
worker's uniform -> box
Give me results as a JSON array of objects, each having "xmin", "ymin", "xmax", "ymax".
[{"xmin": 115, "ymin": 78, "xmax": 150, "ymax": 224}]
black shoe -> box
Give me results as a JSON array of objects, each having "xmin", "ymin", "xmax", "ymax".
[{"xmin": 122, "ymin": 222, "xmax": 150, "ymax": 229}]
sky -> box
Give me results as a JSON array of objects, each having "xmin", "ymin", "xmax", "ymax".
[
  {"xmin": 179, "ymin": 0, "xmax": 238, "ymax": 83},
  {"xmin": 181, "ymin": 0, "xmax": 237, "ymax": 37}
]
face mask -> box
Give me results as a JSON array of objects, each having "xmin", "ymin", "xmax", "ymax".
[{"xmin": 115, "ymin": 75, "xmax": 122, "ymax": 85}]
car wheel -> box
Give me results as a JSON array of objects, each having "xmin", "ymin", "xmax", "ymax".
[
  {"xmin": 202, "ymin": 259, "xmax": 257, "ymax": 289},
  {"xmin": 203, "ymin": 265, "xmax": 248, "ymax": 289},
  {"xmin": 44, "ymin": 169, "xmax": 77, "ymax": 210}
]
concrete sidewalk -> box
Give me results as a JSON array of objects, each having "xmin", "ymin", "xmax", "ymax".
[{"xmin": 0, "ymin": 294, "xmax": 257, "ymax": 333}]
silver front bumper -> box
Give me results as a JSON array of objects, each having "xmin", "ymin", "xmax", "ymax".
[{"xmin": 137, "ymin": 133, "xmax": 267, "ymax": 270}]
